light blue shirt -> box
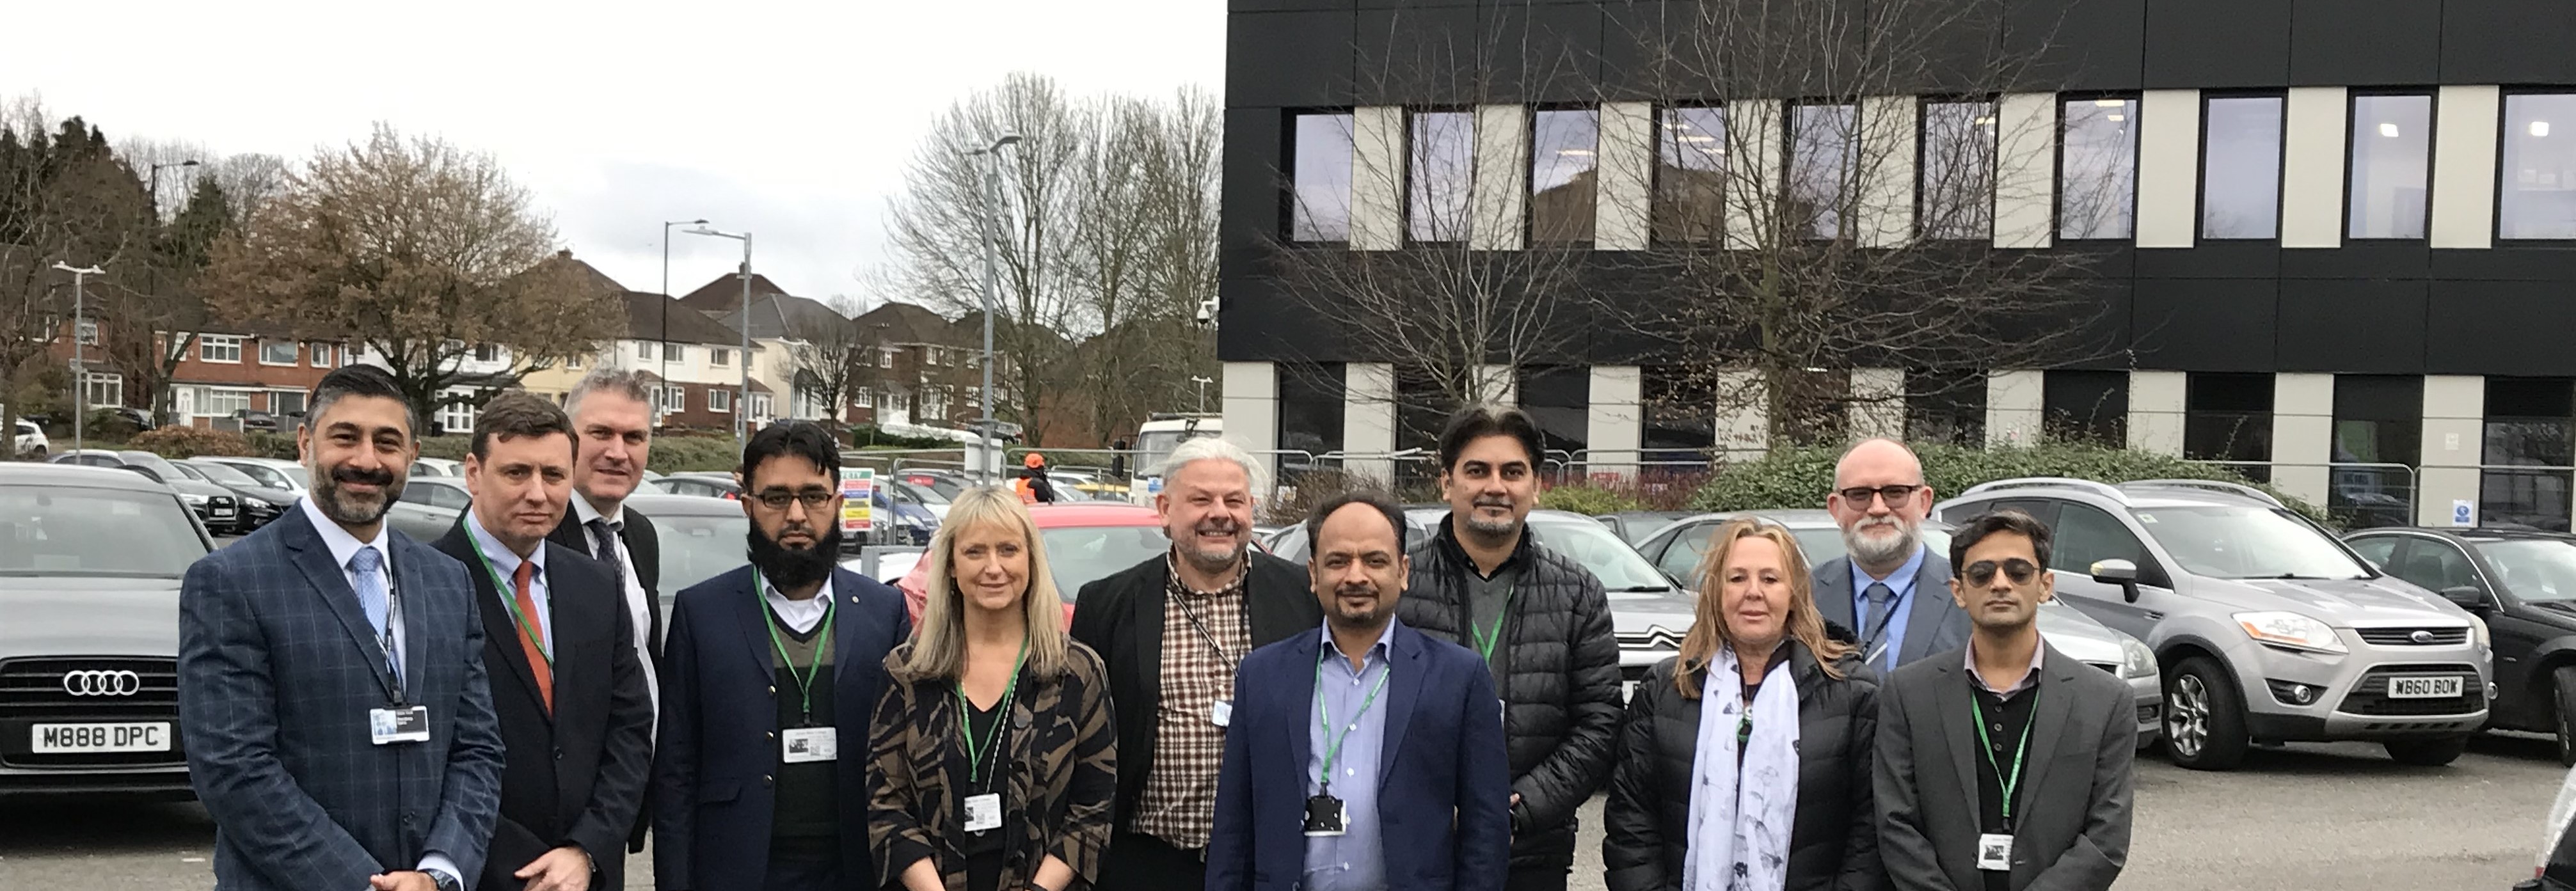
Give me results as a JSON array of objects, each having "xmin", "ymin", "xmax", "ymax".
[
  {"xmin": 1850, "ymin": 543, "xmax": 1929, "ymax": 666},
  {"xmin": 1305, "ymin": 620, "xmax": 1395, "ymax": 891},
  {"xmin": 464, "ymin": 510, "xmax": 552, "ymax": 651}
]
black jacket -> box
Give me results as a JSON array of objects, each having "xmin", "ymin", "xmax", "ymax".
[
  {"xmin": 545, "ymin": 501, "xmax": 662, "ymax": 853},
  {"xmin": 1399, "ymin": 516, "xmax": 1624, "ymax": 868},
  {"xmin": 1069, "ymin": 550, "xmax": 1323, "ymax": 838},
  {"xmin": 1601, "ymin": 642, "xmax": 1884, "ymax": 891},
  {"xmin": 429, "ymin": 524, "xmax": 655, "ymax": 891}
]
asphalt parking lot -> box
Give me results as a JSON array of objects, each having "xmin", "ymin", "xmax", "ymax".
[{"xmin": 1, "ymin": 736, "xmax": 2558, "ymax": 890}]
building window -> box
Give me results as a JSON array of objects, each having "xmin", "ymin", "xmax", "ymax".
[
  {"xmin": 1407, "ymin": 111, "xmax": 1474, "ymax": 243},
  {"xmin": 207, "ymin": 388, "xmax": 253, "ymax": 416},
  {"xmin": 1530, "ymin": 109, "xmax": 1598, "ymax": 244},
  {"xmin": 1289, "ymin": 112, "xmax": 1355, "ymax": 243},
  {"xmin": 2042, "ymin": 370, "xmax": 2127, "ymax": 445},
  {"xmin": 2348, "ymin": 94, "xmax": 2433, "ymax": 240},
  {"xmin": 2059, "ymin": 97, "xmax": 2138, "ymax": 240},
  {"xmin": 668, "ymin": 344, "xmax": 687, "ymax": 363},
  {"xmin": 1655, "ymin": 106, "xmax": 1727, "ymax": 244},
  {"xmin": 2501, "ymin": 93, "xmax": 2576, "ymax": 240},
  {"xmin": 308, "ymin": 342, "xmax": 336, "ymax": 367},
  {"xmin": 709, "ymin": 389, "xmax": 732, "ymax": 413},
  {"xmin": 2483, "ymin": 377, "xmax": 2573, "ymax": 532},
  {"xmin": 636, "ymin": 341, "xmax": 655, "ymax": 361},
  {"xmin": 664, "ymin": 386, "xmax": 687, "ymax": 413},
  {"xmin": 76, "ymin": 319, "xmax": 97, "ymax": 346},
  {"xmin": 751, "ymin": 393, "xmax": 773, "ymax": 418},
  {"xmin": 2201, "ymin": 95, "xmax": 2284, "ymax": 240},
  {"xmin": 1642, "ymin": 366, "xmax": 1715, "ymax": 468},
  {"xmin": 711, "ymin": 348, "xmax": 731, "ymax": 368},
  {"xmin": 1516, "ymin": 365, "xmax": 1589, "ymax": 458},
  {"xmin": 1788, "ymin": 103, "xmax": 1859, "ymax": 240},
  {"xmin": 2185, "ymin": 373, "xmax": 2273, "ymax": 482},
  {"xmin": 271, "ymin": 390, "xmax": 306, "ymax": 416},
  {"xmin": 199, "ymin": 335, "xmax": 243, "ymax": 364},
  {"xmin": 260, "ymin": 340, "xmax": 299, "ymax": 365},
  {"xmin": 82, "ymin": 373, "xmax": 122, "ymax": 409},
  {"xmin": 1905, "ymin": 369, "xmax": 1987, "ymax": 448},
  {"xmin": 472, "ymin": 343, "xmax": 501, "ymax": 363},
  {"xmin": 1920, "ymin": 100, "xmax": 1997, "ymax": 240},
  {"xmin": 1391, "ymin": 366, "xmax": 1454, "ymax": 457},
  {"xmin": 879, "ymin": 349, "xmax": 895, "ymax": 369},
  {"xmin": 565, "ymin": 353, "xmax": 582, "ymax": 370},
  {"xmin": 437, "ymin": 398, "xmax": 475, "ymax": 436},
  {"xmin": 1277, "ymin": 362, "xmax": 1346, "ymax": 468},
  {"xmin": 2332, "ymin": 374, "xmax": 2423, "ymax": 529}
]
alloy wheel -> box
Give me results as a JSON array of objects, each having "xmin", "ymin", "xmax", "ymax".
[{"xmin": 2167, "ymin": 675, "xmax": 2210, "ymax": 759}]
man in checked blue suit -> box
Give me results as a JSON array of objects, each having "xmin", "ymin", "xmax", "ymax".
[{"xmin": 180, "ymin": 366, "xmax": 505, "ymax": 891}]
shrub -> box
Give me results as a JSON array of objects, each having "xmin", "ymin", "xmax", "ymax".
[
  {"xmin": 129, "ymin": 426, "xmax": 255, "ymax": 459},
  {"xmin": 83, "ymin": 409, "xmax": 143, "ymax": 443},
  {"xmin": 1687, "ymin": 441, "xmax": 2334, "ymax": 527},
  {"xmin": 245, "ymin": 431, "xmax": 299, "ymax": 460},
  {"xmin": 1538, "ymin": 484, "xmax": 1646, "ymax": 516},
  {"xmin": 848, "ymin": 425, "xmax": 961, "ymax": 450}
]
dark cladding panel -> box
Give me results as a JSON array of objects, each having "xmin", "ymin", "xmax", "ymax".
[
  {"xmin": 1485, "ymin": 3, "xmax": 1603, "ymax": 104},
  {"xmin": 2276, "ymin": 280, "xmax": 2426, "ymax": 374},
  {"xmin": 2127, "ymin": 278, "xmax": 2278, "ymax": 372},
  {"xmin": 2142, "ymin": 0, "xmax": 2289, "ymax": 88},
  {"xmin": 2441, "ymin": 0, "xmax": 2576, "ymax": 84},
  {"xmin": 2287, "ymin": 0, "xmax": 2438, "ymax": 86},
  {"xmin": 2426, "ymin": 280, "xmax": 2576, "ymax": 377},
  {"xmin": 1220, "ymin": 109, "xmax": 1287, "ymax": 259},
  {"xmin": 2003, "ymin": 0, "xmax": 2146, "ymax": 92},
  {"xmin": 1228, "ymin": 10, "xmax": 1357, "ymax": 109},
  {"xmin": 1355, "ymin": 5, "xmax": 1483, "ymax": 106}
]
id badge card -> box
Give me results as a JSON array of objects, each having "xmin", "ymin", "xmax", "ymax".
[
  {"xmin": 370, "ymin": 706, "xmax": 429, "ymax": 745},
  {"xmin": 1976, "ymin": 833, "xmax": 2014, "ymax": 871},
  {"xmin": 1209, "ymin": 698, "xmax": 1233, "ymax": 727},
  {"xmin": 782, "ymin": 727, "xmax": 838, "ymax": 764},
  {"xmin": 963, "ymin": 792, "xmax": 1003, "ymax": 833},
  {"xmin": 1302, "ymin": 793, "xmax": 1346, "ymax": 837}
]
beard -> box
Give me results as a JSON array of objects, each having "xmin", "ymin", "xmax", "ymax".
[
  {"xmin": 1461, "ymin": 496, "xmax": 1522, "ymax": 538},
  {"xmin": 312, "ymin": 461, "xmax": 401, "ymax": 526},
  {"xmin": 749, "ymin": 521, "xmax": 843, "ymax": 590},
  {"xmin": 1328, "ymin": 581, "xmax": 1392, "ymax": 628},
  {"xmin": 1844, "ymin": 513, "xmax": 1923, "ymax": 567},
  {"xmin": 1177, "ymin": 517, "xmax": 1248, "ymax": 575}
]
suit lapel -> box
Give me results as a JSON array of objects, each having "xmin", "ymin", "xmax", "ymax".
[
  {"xmin": 1932, "ymin": 663, "xmax": 1983, "ymax": 823},
  {"xmin": 1815, "ymin": 560, "xmax": 1856, "ymax": 631},
  {"xmin": 1131, "ymin": 573, "xmax": 1166, "ymax": 722},
  {"xmin": 1899, "ymin": 558, "xmax": 1955, "ymax": 664},
  {"xmin": 829, "ymin": 569, "xmax": 870, "ymax": 692},
  {"xmin": 441, "ymin": 528, "xmax": 548, "ymax": 717},
  {"xmin": 1378, "ymin": 623, "xmax": 1425, "ymax": 784},
  {"xmin": 1286, "ymin": 633, "xmax": 1316, "ymax": 780},
  {"xmin": 280, "ymin": 510, "xmax": 399, "ymax": 700},
  {"xmin": 735, "ymin": 569, "xmax": 779, "ymax": 688},
  {"xmin": 390, "ymin": 535, "xmax": 437, "ymax": 700},
  {"xmin": 2015, "ymin": 646, "xmax": 2080, "ymax": 809}
]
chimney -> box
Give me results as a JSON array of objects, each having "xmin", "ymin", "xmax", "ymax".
[{"xmin": 557, "ymin": 249, "xmax": 573, "ymax": 260}]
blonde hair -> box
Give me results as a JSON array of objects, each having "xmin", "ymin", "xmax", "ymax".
[
  {"xmin": 898, "ymin": 485, "xmax": 1072, "ymax": 681},
  {"xmin": 1673, "ymin": 518, "xmax": 1852, "ymax": 698}
]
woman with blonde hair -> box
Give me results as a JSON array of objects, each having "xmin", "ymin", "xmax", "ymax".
[
  {"xmin": 869, "ymin": 485, "xmax": 1116, "ymax": 891},
  {"xmin": 1600, "ymin": 517, "xmax": 1883, "ymax": 891}
]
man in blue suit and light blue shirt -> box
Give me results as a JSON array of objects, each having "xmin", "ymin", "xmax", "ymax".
[
  {"xmin": 179, "ymin": 365, "xmax": 505, "ymax": 891},
  {"xmin": 1812, "ymin": 438, "xmax": 1970, "ymax": 672},
  {"xmin": 1206, "ymin": 490, "xmax": 1511, "ymax": 891}
]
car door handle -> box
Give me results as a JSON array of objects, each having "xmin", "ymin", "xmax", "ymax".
[{"xmin": 2142, "ymin": 611, "xmax": 2165, "ymax": 622}]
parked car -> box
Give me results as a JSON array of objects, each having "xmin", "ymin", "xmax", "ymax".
[
  {"xmin": 172, "ymin": 459, "xmax": 294, "ymax": 532},
  {"xmin": 890, "ymin": 478, "xmax": 952, "ymax": 521},
  {"xmin": 0, "ymin": 462, "xmax": 214, "ymax": 796},
  {"xmin": 893, "ymin": 469, "xmax": 970, "ymax": 500},
  {"xmin": 1936, "ymin": 477, "xmax": 2489, "ymax": 769},
  {"xmin": 870, "ymin": 484, "xmax": 938, "ymax": 546},
  {"xmin": 380, "ymin": 476, "xmax": 473, "ymax": 542},
  {"xmin": 195, "ymin": 456, "xmax": 310, "ymax": 495},
  {"xmin": 102, "ymin": 407, "xmax": 156, "ymax": 431},
  {"xmin": 1592, "ymin": 510, "xmax": 1695, "ymax": 547},
  {"xmin": 49, "ymin": 450, "xmax": 244, "ymax": 535},
  {"xmin": 2342, "ymin": 526, "xmax": 2576, "ymax": 764},
  {"xmin": 893, "ymin": 503, "xmax": 1168, "ymax": 627},
  {"xmin": 1635, "ymin": 509, "xmax": 2163, "ymax": 750},
  {"xmin": 227, "ymin": 409, "xmax": 280, "ymax": 432},
  {"xmin": 408, "ymin": 457, "xmax": 463, "ymax": 477},
  {"xmin": 658, "ymin": 474, "xmax": 742, "ymax": 500},
  {"xmin": 12, "ymin": 418, "xmax": 47, "ymax": 457},
  {"xmin": 618, "ymin": 492, "xmax": 749, "ymax": 616}
]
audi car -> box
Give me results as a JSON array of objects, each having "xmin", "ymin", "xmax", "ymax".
[{"xmin": 0, "ymin": 462, "xmax": 212, "ymax": 796}]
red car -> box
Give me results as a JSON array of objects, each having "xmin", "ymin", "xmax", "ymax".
[{"xmin": 896, "ymin": 503, "xmax": 1170, "ymax": 628}]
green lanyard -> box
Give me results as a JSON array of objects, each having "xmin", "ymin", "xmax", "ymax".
[
  {"xmin": 1312, "ymin": 645, "xmax": 1392, "ymax": 794},
  {"xmin": 1971, "ymin": 694, "xmax": 2037, "ymax": 830},
  {"xmin": 1468, "ymin": 577, "xmax": 1515, "ymax": 662},
  {"xmin": 955, "ymin": 635, "xmax": 1029, "ymax": 785},
  {"xmin": 756, "ymin": 568, "xmax": 837, "ymax": 725},
  {"xmin": 468, "ymin": 540, "xmax": 549, "ymax": 665}
]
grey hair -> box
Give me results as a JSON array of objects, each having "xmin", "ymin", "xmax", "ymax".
[
  {"xmin": 1160, "ymin": 436, "xmax": 1271, "ymax": 505},
  {"xmin": 565, "ymin": 368, "xmax": 657, "ymax": 420}
]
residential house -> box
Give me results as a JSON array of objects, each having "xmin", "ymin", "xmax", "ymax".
[
  {"xmin": 592, "ymin": 289, "xmax": 761, "ymax": 432},
  {"xmin": 162, "ymin": 323, "xmax": 351, "ymax": 425},
  {"xmin": 674, "ymin": 273, "xmax": 855, "ymax": 425}
]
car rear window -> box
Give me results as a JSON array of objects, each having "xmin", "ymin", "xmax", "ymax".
[
  {"xmin": 1040, "ymin": 524, "xmax": 1170, "ymax": 604},
  {"xmin": 0, "ymin": 485, "xmax": 207, "ymax": 576}
]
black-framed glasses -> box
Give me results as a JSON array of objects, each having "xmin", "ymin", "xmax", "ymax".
[
  {"xmin": 1836, "ymin": 484, "xmax": 1923, "ymax": 507},
  {"xmin": 1961, "ymin": 558, "xmax": 2042, "ymax": 586},
  {"xmin": 752, "ymin": 489, "xmax": 837, "ymax": 511}
]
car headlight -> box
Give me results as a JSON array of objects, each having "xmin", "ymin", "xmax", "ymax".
[
  {"xmin": 2120, "ymin": 637, "xmax": 2158, "ymax": 679},
  {"xmin": 2469, "ymin": 614, "xmax": 2492, "ymax": 648},
  {"xmin": 180, "ymin": 493, "xmax": 209, "ymax": 506},
  {"xmin": 2234, "ymin": 611, "xmax": 2348, "ymax": 654}
]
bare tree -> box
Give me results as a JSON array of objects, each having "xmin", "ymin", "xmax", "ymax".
[
  {"xmin": 0, "ymin": 113, "xmax": 151, "ymax": 448},
  {"xmin": 1061, "ymin": 89, "xmax": 1223, "ymax": 444},
  {"xmin": 784, "ymin": 294, "xmax": 871, "ymax": 423},
  {"xmin": 207, "ymin": 153, "xmax": 290, "ymax": 229}
]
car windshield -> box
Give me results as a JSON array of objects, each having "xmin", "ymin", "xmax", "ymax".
[
  {"xmin": 1659, "ymin": 521, "xmax": 1953, "ymax": 578},
  {"xmin": 1529, "ymin": 515, "xmax": 1673, "ymax": 591},
  {"xmin": 2132, "ymin": 505, "xmax": 2369, "ymax": 580},
  {"xmin": 897, "ymin": 480, "xmax": 950, "ymax": 505},
  {"xmin": 0, "ymin": 484, "xmax": 207, "ymax": 576},
  {"xmin": 168, "ymin": 462, "xmax": 209, "ymax": 482},
  {"xmin": 1040, "ymin": 524, "xmax": 1170, "ymax": 604},
  {"xmin": 278, "ymin": 465, "xmax": 310, "ymax": 488},
  {"xmin": 189, "ymin": 462, "xmax": 260, "ymax": 487},
  {"xmin": 651, "ymin": 512, "xmax": 751, "ymax": 595},
  {"xmin": 2476, "ymin": 539, "xmax": 2576, "ymax": 603},
  {"xmin": 1134, "ymin": 428, "xmax": 1216, "ymax": 479}
]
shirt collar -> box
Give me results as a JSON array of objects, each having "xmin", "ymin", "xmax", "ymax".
[
  {"xmin": 1435, "ymin": 512, "xmax": 1534, "ymax": 579},
  {"xmin": 1964, "ymin": 635, "xmax": 2047, "ymax": 697},
  {"xmin": 1317, "ymin": 618, "xmax": 1399, "ymax": 665},
  {"xmin": 1165, "ymin": 549, "xmax": 1248, "ymax": 598},
  {"xmin": 1851, "ymin": 540, "xmax": 1930, "ymax": 599},
  {"xmin": 761, "ymin": 572, "xmax": 838, "ymax": 610},
  {"xmin": 569, "ymin": 492, "xmax": 624, "ymax": 528},
  {"xmin": 463, "ymin": 510, "xmax": 545, "ymax": 580},
  {"xmin": 298, "ymin": 494, "xmax": 389, "ymax": 572}
]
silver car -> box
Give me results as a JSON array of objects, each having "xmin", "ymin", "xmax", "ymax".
[
  {"xmin": 1936, "ymin": 478, "xmax": 2492, "ymax": 769},
  {"xmin": 0, "ymin": 464, "xmax": 214, "ymax": 796}
]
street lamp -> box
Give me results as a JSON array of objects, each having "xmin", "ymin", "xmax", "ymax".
[
  {"xmin": 53, "ymin": 262, "xmax": 104, "ymax": 453},
  {"xmin": 1189, "ymin": 375, "xmax": 1214, "ymax": 413},
  {"xmin": 660, "ymin": 218, "xmax": 708, "ymax": 418},
  {"xmin": 967, "ymin": 134, "xmax": 1021, "ymax": 482},
  {"xmin": 683, "ymin": 226, "xmax": 752, "ymax": 445},
  {"xmin": 148, "ymin": 159, "xmax": 200, "ymax": 222}
]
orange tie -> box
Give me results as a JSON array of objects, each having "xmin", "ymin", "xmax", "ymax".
[{"xmin": 511, "ymin": 560, "xmax": 553, "ymax": 713}]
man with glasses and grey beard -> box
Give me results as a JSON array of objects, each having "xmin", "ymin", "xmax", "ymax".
[{"xmin": 1813, "ymin": 438, "xmax": 1970, "ymax": 674}]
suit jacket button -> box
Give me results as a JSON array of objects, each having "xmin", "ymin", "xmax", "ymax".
[
  {"xmin": 763, "ymin": 775, "xmax": 774, "ymax": 787},
  {"xmin": 554, "ymin": 746, "xmax": 565, "ymax": 761},
  {"xmin": 767, "ymin": 731, "xmax": 777, "ymax": 740},
  {"xmin": 768, "ymin": 685, "xmax": 777, "ymax": 696}
]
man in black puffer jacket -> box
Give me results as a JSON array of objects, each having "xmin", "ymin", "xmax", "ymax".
[{"xmin": 1399, "ymin": 406, "xmax": 1623, "ymax": 891}]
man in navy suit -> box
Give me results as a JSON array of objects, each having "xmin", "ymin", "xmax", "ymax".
[
  {"xmin": 1207, "ymin": 490, "xmax": 1511, "ymax": 891},
  {"xmin": 1813, "ymin": 438, "xmax": 1970, "ymax": 672},
  {"xmin": 179, "ymin": 365, "xmax": 505, "ymax": 891},
  {"xmin": 653, "ymin": 421, "xmax": 911, "ymax": 891}
]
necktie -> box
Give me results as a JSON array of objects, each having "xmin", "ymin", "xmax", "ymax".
[
  {"xmin": 1861, "ymin": 581, "xmax": 1896, "ymax": 668},
  {"xmin": 511, "ymin": 559, "xmax": 553, "ymax": 713},
  {"xmin": 350, "ymin": 546, "xmax": 397, "ymax": 682},
  {"xmin": 589, "ymin": 518, "xmax": 626, "ymax": 590}
]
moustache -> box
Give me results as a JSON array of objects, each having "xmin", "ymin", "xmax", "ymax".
[
  {"xmin": 1472, "ymin": 496, "xmax": 1513, "ymax": 509},
  {"xmin": 1193, "ymin": 519, "xmax": 1241, "ymax": 536},
  {"xmin": 333, "ymin": 466, "xmax": 395, "ymax": 487}
]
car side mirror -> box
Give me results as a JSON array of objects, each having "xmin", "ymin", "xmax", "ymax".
[
  {"xmin": 2090, "ymin": 558, "xmax": 2143, "ymax": 604},
  {"xmin": 2440, "ymin": 585, "xmax": 2491, "ymax": 612}
]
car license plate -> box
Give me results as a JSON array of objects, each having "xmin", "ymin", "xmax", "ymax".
[
  {"xmin": 31, "ymin": 722, "xmax": 171, "ymax": 753},
  {"xmin": 2387, "ymin": 676, "xmax": 2463, "ymax": 699}
]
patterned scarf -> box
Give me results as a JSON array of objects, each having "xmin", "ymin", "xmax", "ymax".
[{"xmin": 1681, "ymin": 645, "xmax": 1801, "ymax": 891}]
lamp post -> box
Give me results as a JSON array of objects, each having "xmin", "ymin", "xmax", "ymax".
[
  {"xmin": 1189, "ymin": 375, "xmax": 1214, "ymax": 414},
  {"xmin": 967, "ymin": 134, "xmax": 1021, "ymax": 482},
  {"xmin": 661, "ymin": 218, "xmax": 708, "ymax": 420},
  {"xmin": 148, "ymin": 159, "xmax": 200, "ymax": 222},
  {"xmin": 53, "ymin": 262, "xmax": 104, "ymax": 453},
  {"xmin": 684, "ymin": 226, "xmax": 752, "ymax": 445}
]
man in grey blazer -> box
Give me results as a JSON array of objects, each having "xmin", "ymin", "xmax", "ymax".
[
  {"xmin": 179, "ymin": 366, "xmax": 505, "ymax": 891},
  {"xmin": 1815, "ymin": 438, "xmax": 1969, "ymax": 672},
  {"xmin": 1876, "ymin": 509, "xmax": 2133, "ymax": 891}
]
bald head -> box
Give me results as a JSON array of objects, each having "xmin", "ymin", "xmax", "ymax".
[
  {"xmin": 1827, "ymin": 438, "xmax": 1934, "ymax": 573},
  {"xmin": 1834, "ymin": 438, "xmax": 1923, "ymax": 491}
]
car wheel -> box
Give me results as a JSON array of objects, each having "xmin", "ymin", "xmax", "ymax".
[
  {"xmin": 2163, "ymin": 657, "xmax": 2250, "ymax": 771},
  {"xmin": 2384, "ymin": 735, "xmax": 2470, "ymax": 767}
]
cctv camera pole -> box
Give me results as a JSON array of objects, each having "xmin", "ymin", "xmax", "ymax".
[
  {"xmin": 53, "ymin": 262, "xmax": 104, "ymax": 454},
  {"xmin": 969, "ymin": 135, "xmax": 1020, "ymax": 483}
]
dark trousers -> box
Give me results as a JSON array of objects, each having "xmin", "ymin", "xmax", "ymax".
[
  {"xmin": 1098, "ymin": 831, "xmax": 1207, "ymax": 890},
  {"xmin": 764, "ymin": 838, "xmax": 843, "ymax": 891},
  {"xmin": 1506, "ymin": 862, "xmax": 1570, "ymax": 891}
]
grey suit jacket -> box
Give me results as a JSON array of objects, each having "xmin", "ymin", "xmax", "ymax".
[
  {"xmin": 1873, "ymin": 642, "xmax": 2135, "ymax": 891},
  {"xmin": 1814, "ymin": 549, "xmax": 1971, "ymax": 668},
  {"xmin": 179, "ymin": 507, "xmax": 507, "ymax": 890}
]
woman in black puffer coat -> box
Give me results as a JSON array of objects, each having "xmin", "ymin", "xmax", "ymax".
[{"xmin": 1602, "ymin": 518, "xmax": 1883, "ymax": 891}]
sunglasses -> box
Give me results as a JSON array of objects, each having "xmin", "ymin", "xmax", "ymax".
[
  {"xmin": 1836, "ymin": 484, "xmax": 1923, "ymax": 507},
  {"xmin": 1960, "ymin": 558, "xmax": 2042, "ymax": 586}
]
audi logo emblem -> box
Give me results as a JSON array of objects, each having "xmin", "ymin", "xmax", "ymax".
[
  {"xmin": 2410, "ymin": 629, "xmax": 2436, "ymax": 645},
  {"xmin": 62, "ymin": 670, "xmax": 142, "ymax": 697}
]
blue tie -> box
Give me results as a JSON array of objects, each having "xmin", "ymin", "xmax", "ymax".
[
  {"xmin": 1861, "ymin": 582, "xmax": 1896, "ymax": 669},
  {"xmin": 350, "ymin": 546, "xmax": 397, "ymax": 678}
]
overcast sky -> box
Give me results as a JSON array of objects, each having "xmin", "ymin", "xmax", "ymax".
[{"xmin": 0, "ymin": 0, "xmax": 1222, "ymax": 310}]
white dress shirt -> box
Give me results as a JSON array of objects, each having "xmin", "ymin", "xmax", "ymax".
[
  {"xmin": 762, "ymin": 574, "xmax": 836, "ymax": 635},
  {"xmin": 572, "ymin": 494, "xmax": 657, "ymax": 720},
  {"xmin": 463, "ymin": 510, "xmax": 552, "ymax": 651}
]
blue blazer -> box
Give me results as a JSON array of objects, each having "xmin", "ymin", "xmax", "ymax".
[
  {"xmin": 1205, "ymin": 619, "xmax": 1511, "ymax": 891},
  {"xmin": 653, "ymin": 565, "xmax": 911, "ymax": 891},
  {"xmin": 178, "ymin": 507, "xmax": 506, "ymax": 891}
]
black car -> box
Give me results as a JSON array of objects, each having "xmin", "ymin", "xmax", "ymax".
[
  {"xmin": 228, "ymin": 409, "xmax": 280, "ymax": 432},
  {"xmin": 177, "ymin": 459, "xmax": 296, "ymax": 532},
  {"xmin": 2342, "ymin": 526, "xmax": 2567, "ymax": 762},
  {"xmin": 50, "ymin": 450, "xmax": 242, "ymax": 535}
]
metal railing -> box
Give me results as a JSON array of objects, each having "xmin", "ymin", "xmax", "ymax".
[{"xmin": 2183, "ymin": 460, "xmax": 2419, "ymax": 526}]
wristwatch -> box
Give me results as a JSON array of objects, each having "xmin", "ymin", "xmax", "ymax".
[{"xmin": 429, "ymin": 871, "xmax": 464, "ymax": 891}]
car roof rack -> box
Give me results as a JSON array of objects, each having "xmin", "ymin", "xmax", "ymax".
[
  {"xmin": 1957, "ymin": 477, "xmax": 2133, "ymax": 505},
  {"xmin": 2120, "ymin": 478, "xmax": 2284, "ymax": 509}
]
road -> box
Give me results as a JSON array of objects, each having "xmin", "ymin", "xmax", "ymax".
[{"xmin": 1, "ymin": 736, "xmax": 2559, "ymax": 890}]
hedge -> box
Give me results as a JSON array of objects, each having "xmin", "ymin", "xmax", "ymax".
[
  {"xmin": 1687, "ymin": 441, "xmax": 2334, "ymax": 527},
  {"xmin": 127, "ymin": 427, "xmax": 257, "ymax": 459},
  {"xmin": 1537, "ymin": 484, "xmax": 1648, "ymax": 516}
]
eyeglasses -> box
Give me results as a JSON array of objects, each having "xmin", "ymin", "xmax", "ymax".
[
  {"xmin": 1836, "ymin": 484, "xmax": 1923, "ymax": 507},
  {"xmin": 751, "ymin": 489, "xmax": 837, "ymax": 511},
  {"xmin": 1961, "ymin": 558, "xmax": 2042, "ymax": 586}
]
